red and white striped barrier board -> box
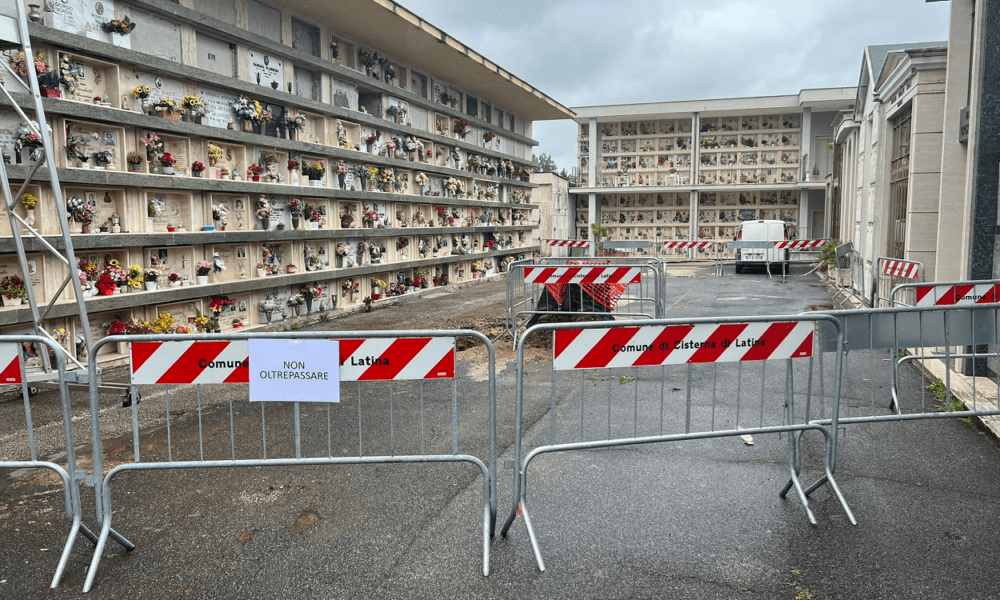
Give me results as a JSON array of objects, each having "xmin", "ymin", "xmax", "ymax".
[
  {"xmin": 553, "ymin": 322, "xmax": 814, "ymax": 370},
  {"xmin": 915, "ymin": 283, "xmax": 1000, "ymax": 307},
  {"xmin": 881, "ymin": 259, "xmax": 921, "ymax": 280},
  {"xmin": 663, "ymin": 241, "xmax": 713, "ymax": 250},
  {"xmin": 132, "ymin": 338, "xmax": 456, "ymax": 384},
  {"xmin": 774, "ymin": 240, "xmax": 827, "ymax": 250},
  {"xmin": 0, "ymin": 343, "xmax": 22, "ymax": 384},
  {"xmin": 131, "ymin": 340, "xmax": 250, "ymax": 384},
  {"xmin": 523, "ymin": 266, "xmax": 642, "ymax": 285},
  {"xmin": 338, "ymin": 337, "xmax": 454, "ymax": 381},
  {"xmin": 546, "ymin": 239, "xmax": 591, "ymax": 248}
]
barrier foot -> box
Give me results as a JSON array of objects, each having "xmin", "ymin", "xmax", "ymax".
[
  {"xmin": 50, "ymin": 516, "xmax": 82, "ymax": 588},
  {"xmin": 79, "ymin": 522, "xmax": 99, "ymax": 544},
  {"xmin": 482, "ymin": 502, "xmax": 491, "ymax": 577},
  {"xmin": 823, "ymin": 467, "xmax": 858, "ymax": 526},
  {"xmin": 520, "ymin": 502, "xmax": 546, "ymax": 572},
  {"xmin": 82, "ymin": 519, "xmax": 113, "ymax": 593},
  {"xmin": 785, "ymin": 469, "xmax": 817, "ymax": 525},
  {"xmin": 82, "ymin": 521, "xmax": 134, "ymax": 593}
]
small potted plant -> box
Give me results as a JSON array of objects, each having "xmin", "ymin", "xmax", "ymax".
[
  {"xmin": 20, "ymin": 192, "xmax": 38, "ymax": 227},
  {"xmin": 158, "ymin": 152, "xmax": 177, "ymax": 175},
  {"xmin": 143, "ymin": 267, "xmax": 161, "ymax": 291},
  {"xmin": 126, "ymin": 150, "xmax": 144, "ymax": 172},
  {"xmin": 191, "ymin": 161, "xmax": 206, "ymax": 178},
  {"xmin": 1, "ymin": 274, "xmax": 27, "ymax": 307},
  {"xmin": 195, "ymin": 260, "xmax": 212, "ymax": 285},
  {"xmin": 302, "ymin": 162, "xmax": 325, "ymax": 186},
  {"xmin": 168, "ymin": 272, "xmax": 183, "ymax": 287},
  {"xmin": 247, "ymin": 163, "xmax": 265, "ymax": 182},
  {"xmin": 152, "ymin": 98, "xmax": 183, "ymax": 120},
  {"xmin": 256, "ymin": 262, "xmax": 268, "ymax": 278}
]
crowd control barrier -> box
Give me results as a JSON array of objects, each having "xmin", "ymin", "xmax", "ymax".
[
  {"xmin": 0, "ymin": 336, "xmax": 88, "ymax": 588},
  {"xmin": 82, "ymin": 330, "xmax": 497, "ymax": 592},
  {"xmin": 875, "ymin": 256, "xmax": 924, "ymax": 307},
  {"xmin": 832, "ymin": 243, "xmax": 867, "ymax": 308},
  {"xmin": 500, "ymin": 314, "xmax": 856, "ymax": 571},
  {"xmin": 503, "ymin": 257, "xmax": 665, "ymax": 348},
  {"xmin": 814, "ymin": 303, "xmax": 1000, "ymax": 422}
]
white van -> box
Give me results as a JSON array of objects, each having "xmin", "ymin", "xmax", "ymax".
[{"xmin": 734, "ymin": 220, "xmax": 790, "ymax": 274}]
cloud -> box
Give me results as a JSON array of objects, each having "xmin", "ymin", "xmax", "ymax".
[{"xmin": 399, "ymin": 0, "xmax": 951, "ymax": 172}]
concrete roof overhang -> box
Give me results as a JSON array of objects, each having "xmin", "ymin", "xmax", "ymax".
[
  {"xmin": 269, "ymin": 0, "xmax": 574, "ymax": 121},
  {"xmin": 571, "ymin": 87, "xmax": 855, "ymax": 123}
]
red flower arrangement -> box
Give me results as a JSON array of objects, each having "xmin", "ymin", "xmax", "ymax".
[{"xmin": 209, "ymin": 295, "xmax": 235, "ymax": 314}]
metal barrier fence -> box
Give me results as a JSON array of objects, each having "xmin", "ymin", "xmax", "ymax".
[
  {"xmin": 815, "ymin": 303, "xmax": 1000, "ymax": 422},
  {"xmin": 832, "ymin": 243, "xmax": 867, "ymax": 308},
  {"xmin": 500, "ymin": 314, "xmax": 855, "ymax": 571},
  {"xmin": 888, "ymin": 279, "xmax": 1000, "ymax": 309},
  {"xmin": 875, "ymin": 256, "xmax": 924, "ymax": 307},
  {"xmin": 83, "ymin": 330, "xmax": 497, "ymax": 592},
  {"xmin": 503, "ymin": 257, "xmax": 666, "ymax": 348},
  {"xmin": 0, "ymin": 336, "xmax": 87, "ymax": 588}
]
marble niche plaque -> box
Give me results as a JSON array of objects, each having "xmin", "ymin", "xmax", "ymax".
[
  {"xmin": 210, "ymin": 244, "xmax": 248, "ymax": 283},
  {"xmin": 217, "ymin": 293, "xmax": 250, "ymax": 331},
  {"xmin": 146, "ymin": 192, "xmax": 191, "ymax": 232}
]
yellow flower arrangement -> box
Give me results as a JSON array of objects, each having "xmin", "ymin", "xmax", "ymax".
[
  {"xmin": 20, "ymin": 193, "xmax": 38, "ymax": 209},
  {"xmin": 149, "ymin": 312, "xmax": 176, "ymax": 334},
  {"xmin": 372, "ymin": 278, "xmax": 387, "ymax": 288},
  {"xmin": 207, "ymin": 143, "xmax": 223, "ymax": 166},
  {"xmin": 131, "ymin": 85, "xmax": 151, "ymax": 99}
]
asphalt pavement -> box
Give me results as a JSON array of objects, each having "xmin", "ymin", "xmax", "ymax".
[{"xmin": 2, "ymin": 263, "xmax": 1000, "ymax": 599}]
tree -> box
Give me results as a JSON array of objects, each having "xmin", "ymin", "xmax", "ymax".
[{"xmin": 532, "ymin": 152, "xmax": 557, "ymax": 173}]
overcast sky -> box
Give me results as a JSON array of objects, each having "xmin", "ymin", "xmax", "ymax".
[{"xmin": 399, "ymin": 0, "xmax": 953, "ymax": 172}]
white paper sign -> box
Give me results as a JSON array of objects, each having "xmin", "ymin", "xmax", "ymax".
[{"xmin": 249, "ymin": 339, "xmax": 339, "ymax": 402}]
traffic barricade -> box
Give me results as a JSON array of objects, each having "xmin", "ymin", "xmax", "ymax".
[
  {"xmin": 503, "ymin": 257, "xmax": 665, "ymax": 348},
  {"xmin": 82, "ymin": 330, "xmax": 497, "ymax": 592},
  {"xmin": 0, "ymin": 336, "xmax": 87, "ymax": 588},
  {"xmin": 661, "ymin": 242, "xmax": 726, "ymax": 276},
  {"xmin": 499, "ymin": 314, "xmax": 855, "ymax": 572},
  {"xmin": 875, "ymin": 256, "xmax": 924, "ymax": 307},
  {"xmin": 815, "ymin": 303, "xmax": 1000, "ymax": 421}
]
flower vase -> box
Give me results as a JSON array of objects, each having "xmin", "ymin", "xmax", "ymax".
[
  {"xmin": 24, "ymin": 210, "xmax": 35, "ymax": 228},
  {"xmin": 197, "ymin": 275, "xmax": 209, "ymax": 285},
  {"xmin": 99, "ymin": 286, "xmax": 114, "ymax": 296},
  {"xmin": 193, "ymin": 170, "xmax": 203, "ymax": 178},
  {"xmin": 372, "ymin": 286, "xmax": 380, "ymax": 297},
  {"xmin": 309, "ymin": 178, "xmax": 323, "ymax": 188},
  {"xmin": 161, "ymin": 166, "xmax": 174, "ymax": 175},
  {"xmin": 252, "ymin": 176, "xmax": 260, "ymax": 182},
  {"xmin": 292, "ymin": 216, "xmax": 300, "ymax": 230},
  {"xmin": 310, "ymin": 221, "xmax": 319, "ymax": 230},
  {"xmin": 338, "ymin": 173, "xmax": 346, "ymax": 189},
  {"xmin": 264, "ymin": 311, "xmax": 272, "ymax": 323},
  {"xmin": 290, "ymin": 172, "xmax": 300, "ymax": 186},
  {"xmin": 292, "ymin": 306, "xmax": 301, "ymax": 317},
  {"xmin": 257, "ymin": 268, "xmax": 267, "ymax": 278},
  {"xmin": 81, "ymin": 222, "xmax": 91, "ymax": 234},
  {"xmin": 341, "ymin": 218, "xmax": 352, "ymax": 229},
  {"xmin": 145, "ymin": 281, "xmax": 157, "ymax": 291},
  {"xmin": 141, "ymin": 100, "xmax": 152, "ymax": 114},
  {"xmin": 304, "ymin": 295, "xmax": 312, "ymax": 313},
  {"xmin": 242, "ymin": 120, "xmax": 254, "ymax": 133},
  {"xmin": 260, "ymin": 218, "xmax": 269, "ymax": 231}
]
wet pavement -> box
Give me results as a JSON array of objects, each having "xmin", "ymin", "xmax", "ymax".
[{"xmin": 2, "ymin": 264, "xmax": 999, "ymax": 599}]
